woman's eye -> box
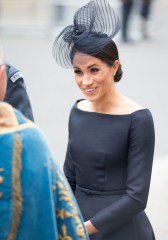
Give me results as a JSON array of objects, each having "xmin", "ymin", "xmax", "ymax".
[
  {"xmin": 74, "ymin": 69, "xmax": 82, "ymax": 75},
  {"xmin": 90, "ymin": 68, "xmax": 99, "ymax": 73}
]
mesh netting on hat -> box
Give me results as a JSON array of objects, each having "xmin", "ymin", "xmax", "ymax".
[{"xmin": 53, "ymin": 0, "xmax": 120, "ymax": 68}]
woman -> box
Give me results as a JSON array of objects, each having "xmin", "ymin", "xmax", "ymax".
[{"xmin": 53, "ymin": 0, "xmax": 155, "ymax": 239}]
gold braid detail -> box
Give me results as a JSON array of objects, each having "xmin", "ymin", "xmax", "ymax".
[
  {"xmin": 0, "ymin": 103, "xmax": 18, "ymax": 128},
  {"xmin": 56, "ymin": 172, "xmax": 85, "ymax": 239},
  {"xmin": 8, "ymin": 134, "xmax": 23, "ymax": 240},
  {"xmin": 59, "ymin": 225, "xmax": 73, "ymax": 240},
  {"xmin": 0, "ymin": 103, "xmax": 35, "ymax": 135}
]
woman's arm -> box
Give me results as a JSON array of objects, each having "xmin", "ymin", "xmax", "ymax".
[
  {"xmin": 63, "ymin": 112, "xmax": 76, "ymax": 193},
  {"xmin": 63, "ymin": 143, "xmax": 76, "ymax": 193}
]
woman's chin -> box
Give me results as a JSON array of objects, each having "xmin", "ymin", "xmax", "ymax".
[{"xmin": 85, "ymin": 95, "xmax": 99, "ymax": 102}]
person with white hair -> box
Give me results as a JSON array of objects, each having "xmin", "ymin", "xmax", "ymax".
[{"xmin": 0, "ymin": 45, "xmax": 34, "ymax": 121}]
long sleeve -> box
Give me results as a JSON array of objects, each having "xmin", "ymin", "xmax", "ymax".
[
  {"xmin": 64, "ymin": 143, "xmax": 76, "ymax": 193},
  {"xmin": 90, "ymin": 109, "xmax": 155, "ymax": 234},
  {"xmin": 63, "ymin": 113, "xmax": 76, "ymax": 193}
]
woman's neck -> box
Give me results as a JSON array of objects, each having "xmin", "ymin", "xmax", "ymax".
[{"xmin": 88, "ymin": 88, "xmax": 122, "ymax": 114}]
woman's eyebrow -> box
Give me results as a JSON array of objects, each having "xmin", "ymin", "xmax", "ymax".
[
  {"xmin": 73, "ymin": 64, "xmax": 99, "ymax": 69},
  {"xmin": 87, "ymin": 64, "xmax": 99, "ymax": 69},
  {"xmin": 73, "ymin": 66, "xmax": 80, "ymax": 69}
]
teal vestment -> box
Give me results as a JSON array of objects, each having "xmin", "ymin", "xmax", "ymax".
[{"xmin": 0, "ymin": 102, "xmax": 89, "ymax": 240}]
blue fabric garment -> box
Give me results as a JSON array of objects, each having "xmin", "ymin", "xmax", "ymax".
[{"xmin": 0, "ymin": 102, "xmax": 89, "ymax": 240}]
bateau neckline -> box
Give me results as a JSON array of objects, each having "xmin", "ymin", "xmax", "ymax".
[{"xmin": 74, "ymin": 100, "xmax": 148, "ymax": 117}]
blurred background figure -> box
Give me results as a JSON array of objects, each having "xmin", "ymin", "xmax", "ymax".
[
  {"xmin": 140, "ymin": 0, "xmax": 153, "ymax": 39},
  {"xmin": 119, "ymin": 0, "xmax": 154, "ymax": 42},
  {"xmin": 120, "ymin": 0, "xmax": 134, "ymax": 43},
  {"xmin": 51, "ymin": 0, "xmax": 65, "ymax": 26}
]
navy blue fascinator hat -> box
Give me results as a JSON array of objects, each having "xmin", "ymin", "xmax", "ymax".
[{"xmin": 53, "ymin": 0, "xmax": 121, "ymax": 68}]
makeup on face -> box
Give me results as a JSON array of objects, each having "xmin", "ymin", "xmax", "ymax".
[{"xmin": 73, "ymin": 53, "xmax": 115, "ymax": 102}]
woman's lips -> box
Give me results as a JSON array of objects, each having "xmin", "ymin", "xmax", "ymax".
[{"xmin": 84, "ymin": 87, "xmax": 97, "ymax": 95}]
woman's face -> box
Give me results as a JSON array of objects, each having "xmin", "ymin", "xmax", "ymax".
[{"xmin": 73, "ymin": 52, "xmax": 118, "ymax": 102}]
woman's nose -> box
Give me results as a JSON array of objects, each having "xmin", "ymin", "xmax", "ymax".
[{"xmin": 82, "ymin": 75, "xmax": 93, "ymax": 86}]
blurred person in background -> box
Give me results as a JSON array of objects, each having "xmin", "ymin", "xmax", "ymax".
[
  {"xmin": 4, "ymin": 64, "xmax": 34, "ymax": 121},
  {"xmin": 0, "ymin": 47, "xmax": 89, "ymax": 240},
  {"xmin": 53, "ymin": 0, "xmax": 156, "ymax": 239},
  {"xmin": 120, "ymin": 0, "xmax": 134, "ymax": 42},
  {"xmin": 140, "ymin": 0, "xmax": 153, "ymax": 39}
]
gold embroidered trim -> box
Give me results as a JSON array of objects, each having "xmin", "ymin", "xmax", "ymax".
[
  {"xmin": 59, "ymin": 225, "xmax": 73, "ymax": 240},
  {"xmin": 0, "ymin": 103, "xmax": 18, "ymax": 128},
  {"xmin": 57, "ymin": 209, "xmax": 72, "ymax": 220},
  {"xmin": 0, "ymin": 103, "xmax": 36, "ymax": 135},
  {"xmin": 56, "ymin": 171, "xmax": 85, "ymax": 239},
  {"xmin": 0, "ymin": 120, "xmax": 35, "ymax": 135},
  {"xmin": 8, "ymin": 134, "xmax": 23, "ymax": 240},
  {"xmin": 0, "ymin": 175, "xmax": 4, "ymax": 183},
  {"xmin": 76, "ymin": 224, "xmax": 85, "ymax": 238}
]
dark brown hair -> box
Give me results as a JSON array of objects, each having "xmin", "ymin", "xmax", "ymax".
[
  {"xmin": 71, "ymin": 40, "xmax": 123, "ymax": 82},
  {"xmin": 93, "ymin": 40, "xmax": 123, "ymax": 82}
]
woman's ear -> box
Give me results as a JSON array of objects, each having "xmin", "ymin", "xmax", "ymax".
[{"xmin": 113, "ymin": 60, "xmax": 119, "ymax": 76}]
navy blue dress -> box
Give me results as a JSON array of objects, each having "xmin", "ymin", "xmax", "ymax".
[{"xmin": 64, "ymin": 100, "xmax": 155, "ymax": 240}]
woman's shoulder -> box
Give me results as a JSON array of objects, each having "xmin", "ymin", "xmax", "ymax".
[
  {"xmin": 123, "ymin": 99, "xmax": 153, "ymax": 130},
  {"xmin": 123, "ymin": 97, "xmax": 153, "ymax": 120},
  {"xmin": 74, "ymin": 98, "xmax": 144, "ymax": 114},
  {"xmin": 119, "ymin": 96, "xmax": 145, "ymax": 114},
  {"xmin": 71, "ymin": 98, "xmax": 152, "ymax": 118},
  {"xmin": 75, "ymin": 98, "xmax": 144, "ymax": 114}
]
